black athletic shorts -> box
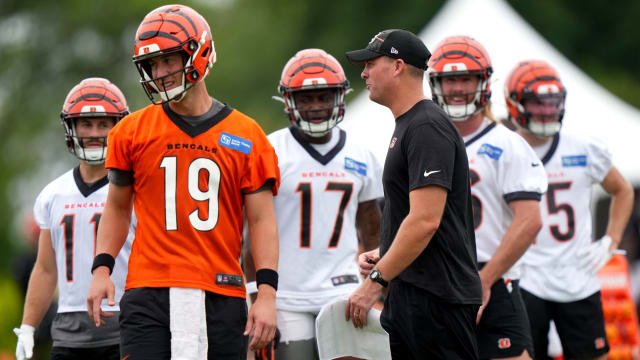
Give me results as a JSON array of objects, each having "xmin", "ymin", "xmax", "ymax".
[
  {"xmin": 380, "ymin": 279, "xmax": 479, "ymax": 360},
  {"xmin": 50, "ymin": 344, "xmax": 119, "ymax": 360},
  {"xmin": 119, "ymin": 287, "xmax": 249, "ymax": 359},
  {"xmin": 521, "ymin": 289, "xmax": 609, "ymax": 360},
  {"xmin": 477, "ymin": 278, "xmax": 534, "ymax": 359}
]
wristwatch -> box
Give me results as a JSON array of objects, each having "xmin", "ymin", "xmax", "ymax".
[{"xmin": 369, "ymin": 269, "xmax": 388, "ymax": 288}]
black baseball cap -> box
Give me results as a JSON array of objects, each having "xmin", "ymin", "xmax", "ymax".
[{"xmin": 346, "ymin": 29, "xmax": 431, "ymax": 70}]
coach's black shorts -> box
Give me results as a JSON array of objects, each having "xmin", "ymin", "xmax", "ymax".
[
  {"xmin": 477, "ymin": 278, "xmax": 533, "ymax": 359},
  {"xmin": 380, "ymin": 279, "xmax": 479, "ymax": 360},
  {"xmin": 119, "ymin": 287, "xmax": 248, "ymax": 360},
  {"xmin": 521, "ymin": 289, "xmax": 609, "ymax": 360}
]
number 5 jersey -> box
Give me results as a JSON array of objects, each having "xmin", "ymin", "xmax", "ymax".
[
  {"xmin": 268, "ymin": 126, "xmax": 383, "ymax": 312},
  {"xmin": 520, "ymin": 132, "xmax": 613, "ymax": 301}
]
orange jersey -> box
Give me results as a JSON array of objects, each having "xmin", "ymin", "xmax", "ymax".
[{"xmin": 106, "ymin": 103, "xmax": 280, "ymax": 298}]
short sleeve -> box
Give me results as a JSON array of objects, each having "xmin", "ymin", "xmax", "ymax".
[
  {"xmin": 105, "ymin": 120, "xmax": 133, "ymax": 171},
  {"xmin": 500, "ymin": 133, "xmax": 548, "ymax": 201},
  {"xmin": 405, "ymin": 122, "xmax": 455, "ymax": 191},
  {"xmin": 241, "ymin": 129, "xmax": 281, "ymax": 195},
  {"xmin": 586, "ymin": 136, "xmax": 613, "ymax": 183},
  {"xmin": 358, "ymin": 149, "xmax": 384, "ymax": 202},
  {"xmin": 33, "ymin": 187, "xmax": 51, "ymax": 230}
]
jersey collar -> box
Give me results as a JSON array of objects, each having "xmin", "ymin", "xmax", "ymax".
[
  {"xmin": 73, "ymin": 166, "xmax": 108, "ymax": 198},
  {"xmin": 288, "ymin": 126, "xmax": 346, "ymax": 165}
]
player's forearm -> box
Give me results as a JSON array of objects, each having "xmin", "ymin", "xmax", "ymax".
[
  {"xmin": 483, "ymin": 203, "xmax": 541, "ymax": 284},
  {"xmin": 356, "ymin": 199, "xmax": 382, "ymax": 251},
  {"xmin": 21, "ymin": 265, "xmax": 57, "ymax": 327},
  {"xmin": 375, "ymin": 213, "xmax": 437, "ymax": 281},
  {"xmin": 96, "ymin": 184, "xmax": 133, "ymax": 256},
  {"xmin": 606, "ymin": 185, "xmax": 634, "ymax": 248},
  {"xmin": 249, "ymin": 219, "xmax": 278, "ymax": 272}
]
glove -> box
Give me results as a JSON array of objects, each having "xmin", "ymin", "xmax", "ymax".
[
  {"xmin": 254, "ymin": 328, "xmax": 281, "ymax": 360},
  {"xmin": 14, "ymin": 324, "xmax": 35, "ymax": 360},
  {"xmin": 576, "ymin": 235, "xmax": 613, "ymax": 274}
]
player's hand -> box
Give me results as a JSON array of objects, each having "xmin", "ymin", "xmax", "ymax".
[
  {"xmin": 576, "ymin": 235, "xmax": 614, "ymax": 274},
  {"xmin": 346, "ymin": 279, "xmax": 381, "ymax": 329},
  {"xmin": 476, "ymin": 273, "xmax": 492, "ymax": 324},
  {"xmin": 358, "ymin": 248, "xmax": 380, "ymax": 278},
  {"xmin": 253, "ymin": 328, "xmax": 281, "ymax": 360},
  {"xmin": 14, "ymin": 324, "xmax": 35, "ymax": 360},
  {"xmin": 244, "ymin": 285, "xmax": 277, "ymax": 351},
  {"xmin": 86, "ymin": 266, "xmax": 116, "ymax": 327}
]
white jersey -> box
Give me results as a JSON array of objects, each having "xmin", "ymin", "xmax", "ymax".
[
  {"xmin": 464, "ymin": 119, "xmax": 547, "ymax": 279},
  {"xmin": 33, "ymin": 167, "xmax": 134, "ymax": 313},
  {"xmin": 520, "ymin": 132, "xmax": 613, "ymax": 302},
  {"xmin": 268, "ymin": 127, "xmax": 383, "ymax": 312}
]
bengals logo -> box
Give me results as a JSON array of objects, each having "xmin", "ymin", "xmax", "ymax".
[
  {"xmin": 498, "ymin": 338, "xmax": 511, "ymax": 349},
  {"xmin": 389, "ymin": 137, "xmax": 397, "ymax": 148}
]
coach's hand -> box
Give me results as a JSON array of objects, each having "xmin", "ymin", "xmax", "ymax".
[
  {"xmin": 346, "ymin": 278, "xmax": 381, "ymax": 329},
  {"xmin": 358, "ymin": 248, "xmax": 380, "ymax": 278},
  {"xmin": 245, "ymin": 285, "xmax": 277, "ymax": 351},
  {"xmin": 86, "ymin": 266, "xmax": 115, "ymax": 327}
]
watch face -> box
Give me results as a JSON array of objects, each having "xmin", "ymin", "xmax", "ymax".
[{"xmin": 371, "ymin": 270, "xmax": 380, "ymax": 280}]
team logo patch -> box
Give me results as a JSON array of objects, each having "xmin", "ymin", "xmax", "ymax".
[
  {"xmin": 218, "ymin": 132, "xmax": 252, "ymax": 155},
  {"xmin": 562, "ymin": 155, "xmax": 587, "ymax": 167},
  {"xmin": 594, "ymin": 337, "xmax": 606, "ymax": 349},
  {"xmin": 498, "ymin": 337, "xmax": 511, "ymax": 349},
  {"xmin": 477, "ymin": 143, "xmax": 503, "ymax": 160},
  {"xmin": 390, "ymin": 137, "xmax": 397, "ymax": 148},
  {"xmin": 345, "ymin": 157, "xmax": 367, "ymax": 176},
  {"xmin": 215, "ymin": 273, "xmax": 243, "ymax": 287}
]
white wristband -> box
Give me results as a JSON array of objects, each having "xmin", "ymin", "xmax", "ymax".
[{"xmin": 246, "ymin": 281, "xmax": 258, "ymax": 295}]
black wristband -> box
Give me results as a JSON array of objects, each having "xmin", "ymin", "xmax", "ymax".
[
  {"xmin": 256, "ymin": 268, "xmax": 278, "ymax": 291},
  {"xmin": 91, "ymin": 253, "xmax": 115, "ymax": 275}
]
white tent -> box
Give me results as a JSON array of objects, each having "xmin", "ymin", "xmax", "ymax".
[{"xmin": 342, "ymin": 0, "xmax": 640, "ymax": 184}]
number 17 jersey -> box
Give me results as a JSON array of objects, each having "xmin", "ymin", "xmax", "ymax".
[{"xmin": 269, "ymin": 127, "xmax": 383, "ymax": 312}]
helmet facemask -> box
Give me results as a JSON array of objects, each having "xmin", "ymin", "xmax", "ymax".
[
  {"xmin": 62, "ymin": 117, "xmax": 115, "ymax": 165},
  {"xmin": 284, "ymin": 88, "xmax": 345, "ymax": 137},
  {"xmin": 516, "ymin": 92, "xmax": 565, "ymax": 137},
  {"xmin": 430, "ymin": 73, "xmax": 488, "ymax": 121}
]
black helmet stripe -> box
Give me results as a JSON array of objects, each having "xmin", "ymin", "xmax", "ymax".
[
  {"xmin": 289, "ymin": 62, "xmax": 338, "ymax": 78},
  {"xmin": 434, "ymin": 50, "xmax": 483, "ymax": 69},
  {"xmin": 138, "ymin": 31, "xmax": 182, "ymax": 44}
]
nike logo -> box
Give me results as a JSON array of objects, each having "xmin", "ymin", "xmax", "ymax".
[
  {"xmin": 424, "ymin": 170, "xmax": 441, "ymax": 177},
  {"xmin": 531, "ymin": 163, "xmax": 540, "ymax": 167}
]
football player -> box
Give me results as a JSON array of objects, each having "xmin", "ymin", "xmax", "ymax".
[
  {"xmin": 85, "ymin": 4, "xmax": 280, "ymax": 359},
  {"xmin": 508, "ymin": 60, "xmax": 634, "ymax": 360},
  {"xmin": 428, "ymin": 36, "xmax": 547, "ymax": 360},
  {"xmin": 245, "ymin": 48, "xmax": 383, "ymax": 360},
  {"xmin": 14, "ymin": 78, "xmax": 133, "ymax": 360}
]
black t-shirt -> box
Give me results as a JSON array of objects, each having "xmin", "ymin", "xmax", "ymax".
[{"xmin": 380, "ymin": 99, "xmax": 481, "ymax": 304}]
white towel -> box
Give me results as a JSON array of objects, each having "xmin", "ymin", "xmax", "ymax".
[
  {"xmin": 169, "ymin": 287, "xmax": 208, "ymax": 360},
  {"xmin": 315, "ymin": 299, "xmax": 391, "ymax": 360}
]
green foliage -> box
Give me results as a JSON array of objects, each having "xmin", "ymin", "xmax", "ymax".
[{"xmin": 0, "ymin": 275, "xmax": 22, "ymax": 351}]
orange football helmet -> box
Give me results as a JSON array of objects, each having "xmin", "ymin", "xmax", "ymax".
[
  {"xmin": 427, "ymin": 35, "xmax": 493, "ymax": 121},
  {"xmin": 133, "ymin": 4, "xmax": 216, "ymax": 104},
  {"xmin": 505, "ymin": 60, "xmax": 566, "ymax": 137},
  {"xmin": 61, "ymin": 78, "xmax": 129, "ymax": 164},
  {"xmin": 277, "ymin": 48, "xmax": 350, "ymax": 137}
]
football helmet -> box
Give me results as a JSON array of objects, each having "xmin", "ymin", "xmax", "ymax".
[
  {"xmin": 133, "ymin": 4, "xmax": 216, "ymax": 104},
  {"xmin": 505, "ymin": 60, "xmax": 566, "ymax": 137},
  {"xmin": 277, "ymin": 48, "xmax": 350, "ymax": 137},
  {"xmin": 427, "ymin": 35, "xmax": 493, "ymax": 121},
  {"xmin": 60, "ymin": 78, "xmax": 129, "ymax": 164}
]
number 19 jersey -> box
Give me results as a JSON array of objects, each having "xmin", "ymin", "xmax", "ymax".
[
  {"xmin": 520, "ymin": 132, "xmax": 613, "ymax": 301},
  {"xmin": 268, "ymin": 127, "xmax": 383, "ymax": 312},
  {"xmin": 106, "ymin": 103, "xmax": 280, "ymax": 299},
  {"xmin": 33, "ymin": 167, "xmax": 133, "ymax": 313}
]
